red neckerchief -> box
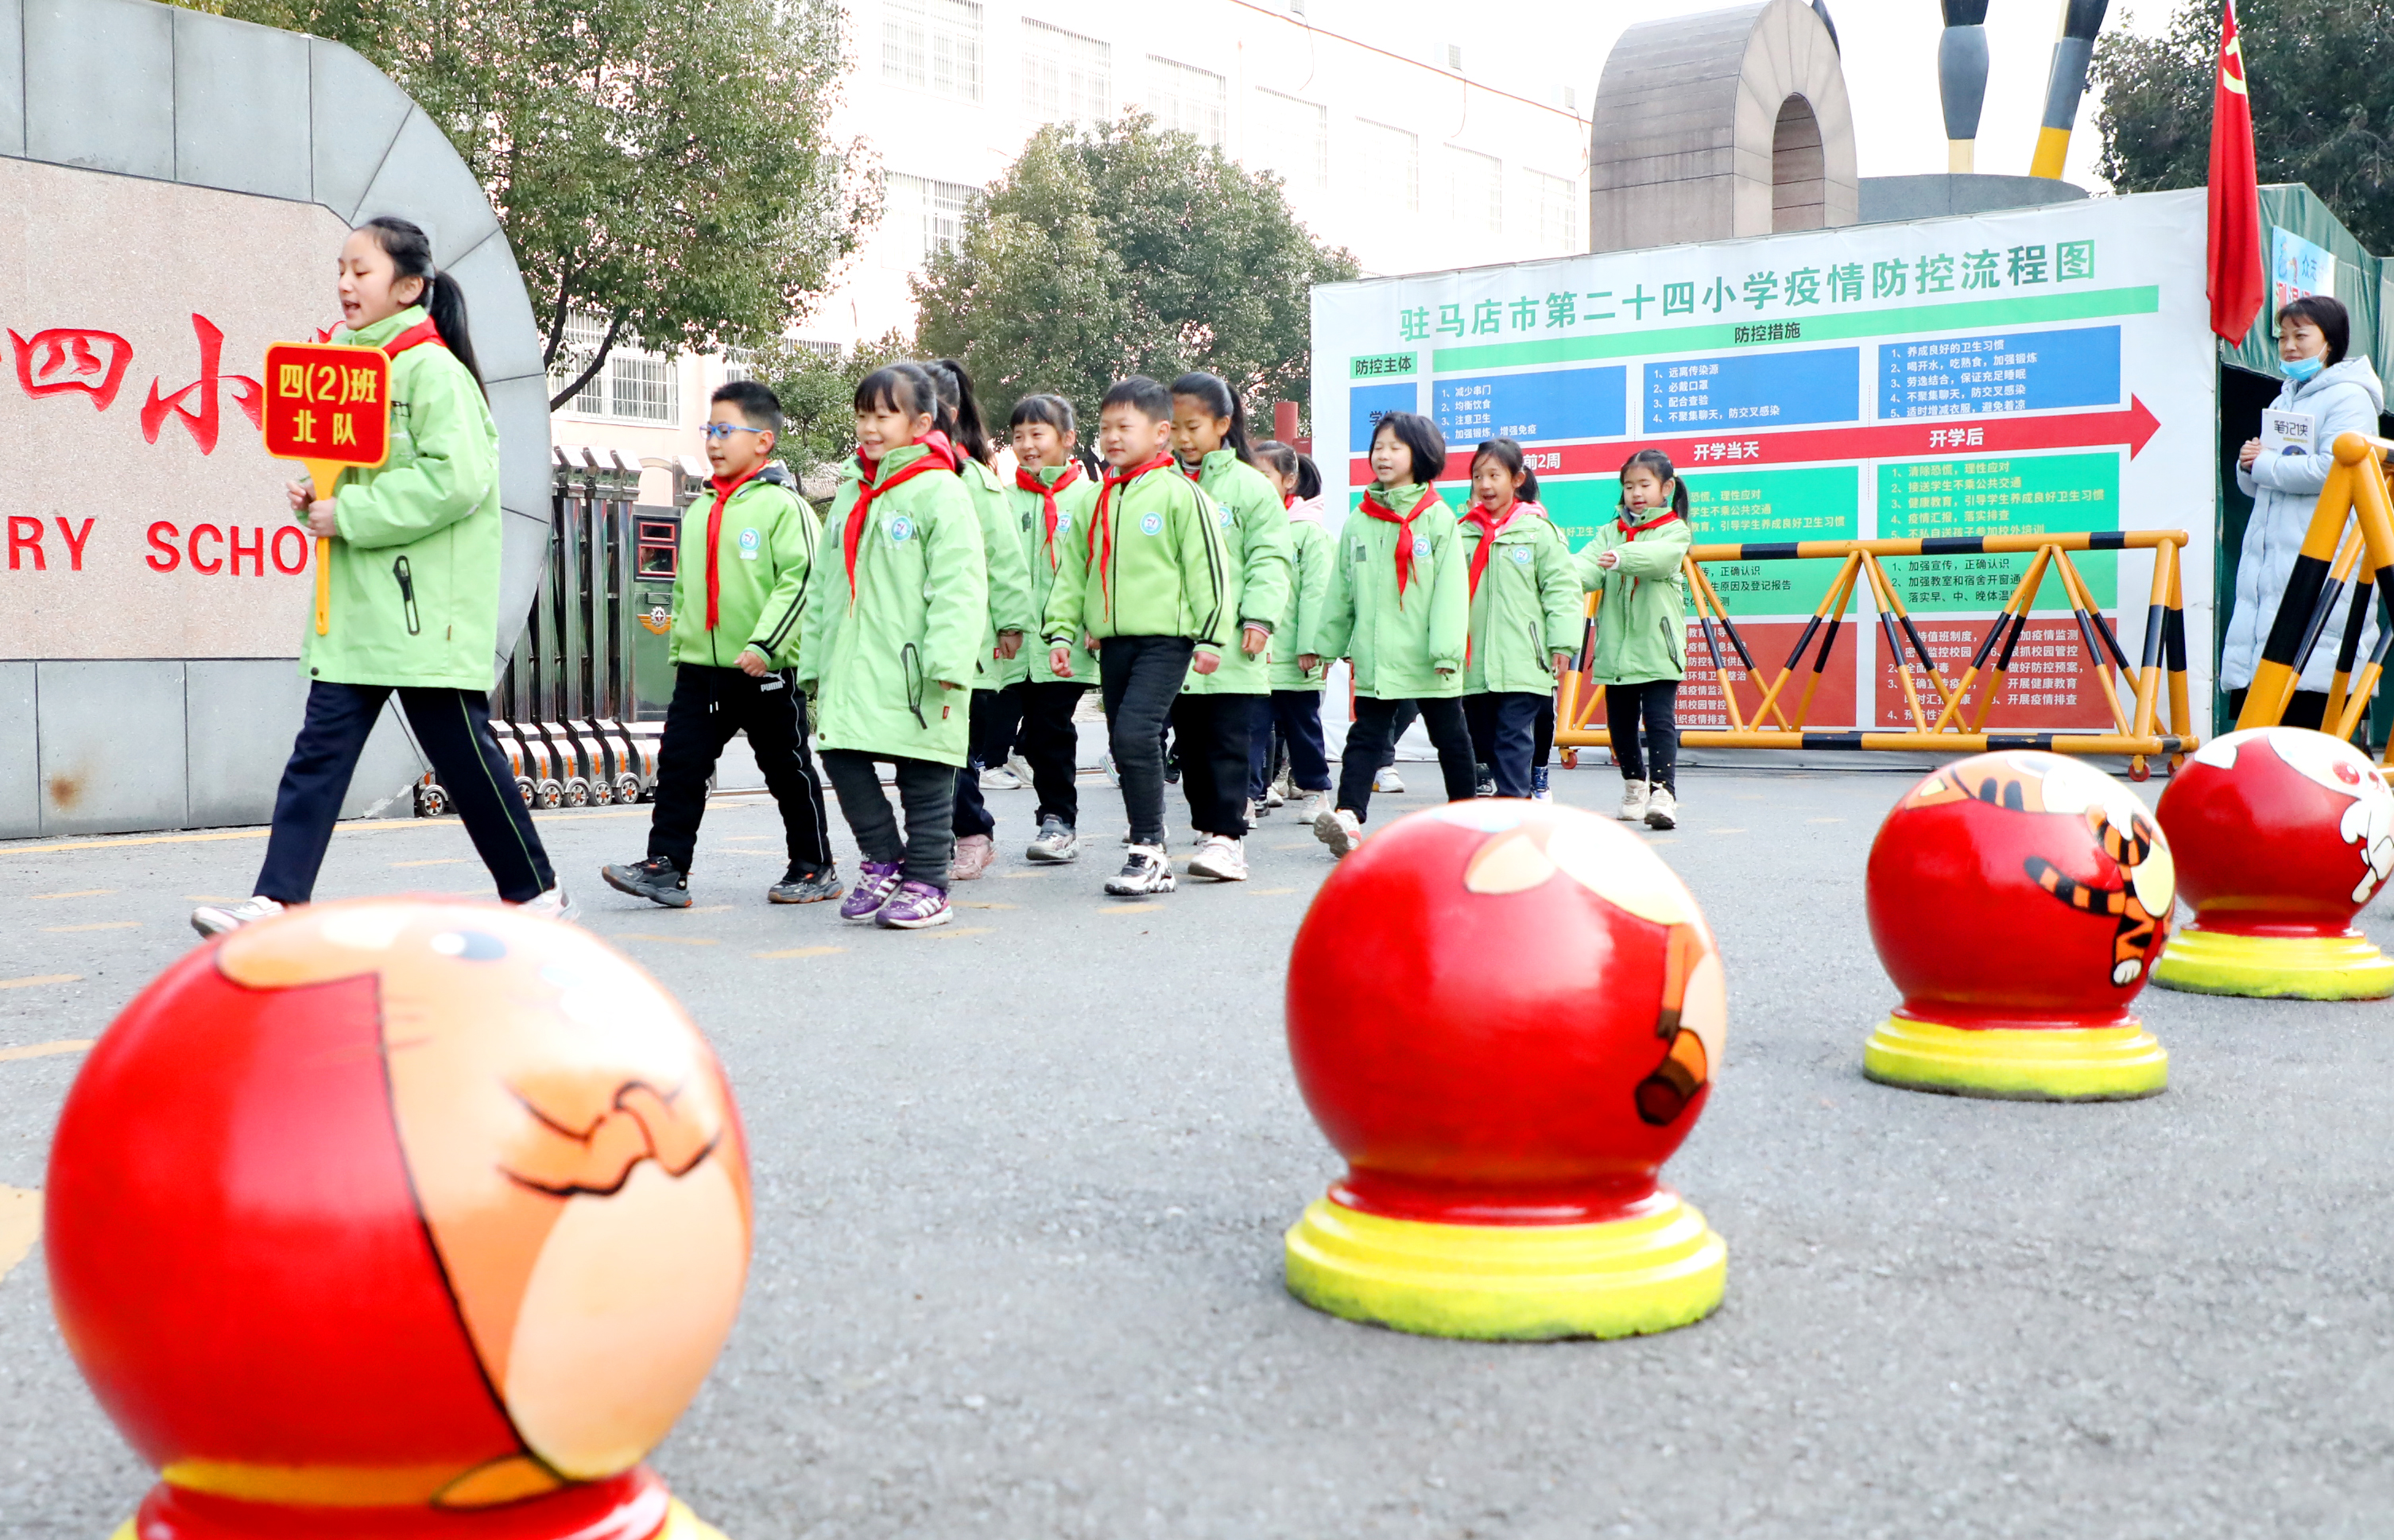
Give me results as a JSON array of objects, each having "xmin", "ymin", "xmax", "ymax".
[
  {"xmin": 846, "ymin": 432, "xmax": 957, "ymax": 602},
  {"xmin": 1090, "ymin": 455, "xmax": 1176, "ymax": 615},
  {"xmin": 703, "ymin": 465, "xmax": 765, "ymax": 630},
  {"xmin": 1618, "ymin": 508, "xmax": 1683, "ymax": 538},
  {"xmin": 1361, "ymin": 484, "xmax": 1439, "ymax": 600},
  {"xmin": 1284, "ymin": 492, "xmax": 1297, "ymax": 508},
  {"xmin": 1016, "ymin": 461, "xmax": 1083, "ymax": 569},
  {"xmin": 1462, "ymin": 497, "xmax": 1520, "ymax": 601},
  {"xmin": 383, "ymin": 318, "xmax": 445, "ymax": 357}
]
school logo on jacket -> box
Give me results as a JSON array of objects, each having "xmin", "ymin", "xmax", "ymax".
[
  {"xmin": 1509, "ymin": 548, "xmax": 1533, "ymax": 565},
  {"xmin": 889, "ymin": 517, "xmax": 914, "ymax": 544},
  {"xmin": 1140, "ymin": 513, "xmax": 1164, "ymax": 536},
  {"xmin": 738, "ymin": 528, "xmax": 760, "ymax": 560},
  {"xmin": 1412, "ymin": 536, "xmax": 1431, "ymax": 559}
]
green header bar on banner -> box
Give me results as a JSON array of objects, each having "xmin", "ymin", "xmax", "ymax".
[{"xmin": 1427, "ymin": 285, "xmax": 2160, "ymax": 373}]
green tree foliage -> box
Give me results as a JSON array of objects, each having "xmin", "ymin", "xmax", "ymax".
[
  {"xmin": 750, "ymin": 330, "xmax": 912, "ymax": 482},
  {"xmin": 176, "ymin": 0, "xmax": 877, "ymax": 406},
  {"xmin": 2090, "ymin": 0, "xmax": 2394, "ymax": 250},
  {"xmin": 912, "ymin": 116, "xmax": 1360, "ymax": 430}
]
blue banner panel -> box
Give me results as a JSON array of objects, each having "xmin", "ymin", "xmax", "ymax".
[
  {"xmin": 1877, "ymin": 326, "xmax": 2122, "ymax": 420},
  {"xmin": 1642, "ymin": 347, "xmax": 1861, "ymax": 432}
]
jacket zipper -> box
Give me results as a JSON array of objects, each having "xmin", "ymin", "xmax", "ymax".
[{"xmin": 393, "ymin": 555, "xmax": 420, "ymax": 636}]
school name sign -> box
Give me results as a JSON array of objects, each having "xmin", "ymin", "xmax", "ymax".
[{"xmin": 1310, "ymin": 189, "xmax": 2218, "ymax": 736}]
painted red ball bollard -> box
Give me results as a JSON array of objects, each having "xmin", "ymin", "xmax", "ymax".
[
  {"xmin": 45, "ymin": 899, "xmax": 749, "ymax": 1540},
  {"xmin": 1281, "ymin": 801, "xmax": 1727, "ymax": 1341},
  {"xmin": 1863, "ymin": 750, "xmax": 2175, "ymax": 1100},
  {"xmin": 2150, "ymin": 726, "xmax": 2394, "ymax": 999}
]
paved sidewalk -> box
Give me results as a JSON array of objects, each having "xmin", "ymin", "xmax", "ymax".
[{"xmin": 3, "ymin": 765, "xmax": 2391, "ymax": 1538}]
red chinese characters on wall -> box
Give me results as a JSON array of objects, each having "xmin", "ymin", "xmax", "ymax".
[{"xmin": 8, "ymin": 311, "xmax": 264, "ymax": 453}]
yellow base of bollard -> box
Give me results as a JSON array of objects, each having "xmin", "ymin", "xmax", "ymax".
[
  {"xmin": 106, "ymin": 1495, "xmax": 730, "ymax": 1540},
  {"xmin": 2149, "ymin": 926, "xmax": 2394, "ymax": 1001},
  {"xmin": 1282, "ymin": 1194, "xmax": 1726, "ymax": 1341},
  {"xmin": 1863, "ymin": 1015, "xmax": 2167, "ymax": 1101}
]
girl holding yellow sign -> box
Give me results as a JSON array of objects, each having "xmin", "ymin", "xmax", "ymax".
[{"xmin": 192, "ymin": 216, "xmax": 571, "ymax": 937}]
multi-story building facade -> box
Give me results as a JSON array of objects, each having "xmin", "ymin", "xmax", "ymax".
[{"xmin": 552, "ymin": 0, "xmax": 1593, "ymax": 501}]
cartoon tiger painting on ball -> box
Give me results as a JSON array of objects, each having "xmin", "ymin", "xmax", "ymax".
[{"xmin": 1904, "ymin": 753, "xmax": 2177, "ymax": 989}]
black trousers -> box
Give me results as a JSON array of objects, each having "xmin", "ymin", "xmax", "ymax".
[
  {"xmin": 1172, "ymin": 691, "xmax": 1269, "ymax": 838},
  {"xmin": 1535, "ymin": 695, "xmax": 1555, "ymax": 769},
  {"xmin": 1336, "ymin": 695, "xmax": 1477, "ymax": 822},
  {"xmin": 1017, "ymin": 679, "xmax": 1087, "ymax": 826},
  {"xmin": 2225, "ymin": 687, "xmax": 2330, "ymax": 732},
  {"xmin": 1378, "ymin": 698, "xmax": 1420, "ymax": 769},
  {"xmin": 1465, "ymin": 692, "xmax": 1547, "ymax": 798},
  {"xmin": 1610, "ymin": 679, "xmax": 1679, "ymax": 790},
  {"xmin": 821, "ymin": 749, "xmax": 957, "ymax": 889},
  {"xmin": 256, "ymin": 682, "xmax": 556, "ymax": 904},
  {"xmin": 1249, "ymin": 689, "xmax": 1331, "ymax": 798},
  {"xmin": 647, "ymin": 664, "xmax": 833, "ymax": 876},
  {"xmin": 951, "ymin": 686, "xmax": 1018, "ymax": 840},
  {"xmin": 1099, "ymin": 635, "xmax": 1195, "ymax": 845}
]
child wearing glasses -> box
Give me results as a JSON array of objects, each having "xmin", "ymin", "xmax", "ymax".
[{"xmin": 602, "ymin": 381, "xmax": 840, "ymax": 908}]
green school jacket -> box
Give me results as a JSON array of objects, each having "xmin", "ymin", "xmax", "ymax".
[
  {"xmin": 1040, "ymin": 459, "xmax": 1231, "ymax": 656},
  {"xmin": 1308, "ymin": 482, "xmax": 1468, "ymax": 701},
  {"xmin": 1008, "ymin": 463, "xmax": 1102, "ymax": 684},
  {"xmin": 1269, "ymin": 506, "xmax": 1335, "ymax": 691},
  {"xmin": 1180, "ymin": 449, "xmax": 1292, "ymax": 697},
  {"xmin": 959, "ymin": 457, "xmax": 1036, "ymax": 690},
  {"xmin": 797, "ymin": 444, "xmax": 989, "ymax": 766},
  {"xmin": 668, "ymin": 465, "xmax": 819, "ymax": 670},
  {"xmin": 1459, "ymin": 505, "xmax": 1583, "ymax": 695},
  {"xmin": 1575, "ymin": 510, "xmax": 1693, "ymax": 686},
  {"xmin": 301, "ymin": 305, "xmax": 501, "ymax": 691}
]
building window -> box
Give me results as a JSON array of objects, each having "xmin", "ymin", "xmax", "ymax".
[
  {"xmin": 552, "ymin": 312, "xmax": 678, "ymax": 426},
  {"xmin": 1251, "ymin": 90, "xmax": 1327, "ymax": 200},
  {"xmin": 1447, "ymin": 146, "xmax": 1501, "ymax": 233},
  {"xmin": 886, "ymin": 172, "xmax": 976, "ymax": 265},
  {"xmin": 1146, "ymin": 56, "xmax": 1226, "ymax": 147},
  {"xmin": 1023, "ymin": 20, "xmax": 1110, "ymax": 128},
  {"xmin": 1354, "ymin": 119, "xmax": 1418, "ymax": 215},
  {"xmin": 882, "ymin": 0, "xmax": 982, "ymax": 103},
  {"xmin": 1525, "ymin": 168, "xmax": 1579, "ymax": 251}
]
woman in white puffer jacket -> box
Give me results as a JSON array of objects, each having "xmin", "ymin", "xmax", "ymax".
[{"xmin": 2225, "ymin": 294, "xmax": 2384, "ymax": 728}]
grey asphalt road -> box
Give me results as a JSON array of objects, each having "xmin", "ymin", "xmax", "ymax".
[{"xmin": 2, "ymin": 763, "xmax": 2392, "ymax": 1538}]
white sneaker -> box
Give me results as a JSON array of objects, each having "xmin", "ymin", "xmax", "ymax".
[
  {"xmin": 1298, "ymin": 791, "xmax": 1334, "ymax": 825},
  {"xmin": 517, "ymin": 886, "xmax": 582, "ymax": 922},
  {"xmin": 1004, "ymin": 752, "xmax": 1035, "ymax": 786},
  {"xmin": 1373, "ymin": 767, "xmax": 1406, "ymax": 794},
  {"xmin": 1312, "ymin": 805, "xmax": 1365, "ymax": 859},
  {"xmin": 1106, "ymin": 842, "xmax": 1177, "ymax": 896},
  {"xmin": 1025, "ymin": 815, "xmax": 1079, "ymax": 863},
  {"xmin": 190, "ymin": 895, "xmax": 285, "ymax": 938},
  {"xmin": 1262, "ymin": 784, "xmax": 1285, "ymax": 810},
  {"xmin": 1618, "ymin": 779, "xmax": 1650, "ymax": 822},
  {"xmin": 1644, "ymin": 786, "xmax": 1679, "ymax": 830},
  {"xmin": 1187, "ymin": 834, "xmax": 1249, "ymax": 881},
  {"xmin": 979, "ymin": 765, "xmax": 1025, "ymax": 791}
]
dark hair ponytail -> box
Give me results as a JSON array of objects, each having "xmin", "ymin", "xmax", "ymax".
[
  {"xmin": 1619, "ymin": 447, "xmax": 1691, "ymax": 519},
  {"xmin": 924, "ymin": 358, "xmax": 993, "ymax": 466},
  {"xmin": 358, "ymin": 215, "xmax": 482, "ymax": 393},
  {"xmin": 1472, "ymin": 437, "xmax": 1540, "ymax": 503},
  {"xmin": 1168, "ymin": 371, "xmax": 1257, "ymax": 466}
]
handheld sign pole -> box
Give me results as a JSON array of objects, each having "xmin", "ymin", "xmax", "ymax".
[{"xmin": 261, "ymin": 342, "xmax": 394, "ymax": 636}]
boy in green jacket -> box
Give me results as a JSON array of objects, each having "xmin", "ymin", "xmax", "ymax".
[
  {"xmin": 1007, "ymin": 396, "xmax": 1103, "ymax": 863},
  {"xmin": 1043, "ymin": 376, "xmax": 1231, "ymax": 897},
  {"xmin": 802, "ymin": 363, "xmax": 989, "ymax": 930},
  {"xmin": 1168, "ymin": 372, "xmax": 1292, "ymax": 883},
  {"xmin": 1579, "ymin": 449, "xmax": 1695, "ymax": 830},
  {"xmin": 603, "ymin": 381, "xmax": 836, "ymax": 909},
  {"xmin": 1460, "ymin": 439, "xmax": 1583, "ymax": 799}
]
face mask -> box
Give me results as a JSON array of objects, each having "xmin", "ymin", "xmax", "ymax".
[{"xmin": 2285, "ymin": 354, "xmax": 2325, "ymax": 384}]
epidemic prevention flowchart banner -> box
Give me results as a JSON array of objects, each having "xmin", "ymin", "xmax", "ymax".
[{"xmin": 1310, "ymin": 189, "xmax": 2218, "ymax": 733}]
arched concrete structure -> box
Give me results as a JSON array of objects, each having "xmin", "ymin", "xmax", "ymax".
[
  {"xmin": 1586, "ymin": 0, "xmax": 1858, "ymax": 253},
  {"xmin": 2, "ymin": 0, "xmax": 547, "ymax": 836}
]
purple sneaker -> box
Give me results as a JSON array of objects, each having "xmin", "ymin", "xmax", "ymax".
[
  {"xmin": 839, "ymin": 860, "xmax": 903, "ymax": 922},
  {"xmin": 874, "ymin": 878, "xmax": 953, "ymax": 930}
]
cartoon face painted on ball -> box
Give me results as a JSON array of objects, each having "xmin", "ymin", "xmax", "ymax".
[
  {"xmin": 2195, "ymin": 729, "xmax": 2394, "ymax": 903},
  {"xmin": 216, "ymin": 902, "xmax": 750, "ymax": 1505},
  {"xmin": 1907, "ymin": 753, "xmax": 2176, "ymax": 987}
]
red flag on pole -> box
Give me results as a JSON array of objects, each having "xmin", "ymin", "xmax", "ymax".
[{"xmin": 2206, "ymin": 0, "xmax": 2264, "ymax": 343}]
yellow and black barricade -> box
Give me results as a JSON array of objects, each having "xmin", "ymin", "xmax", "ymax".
[
  {"xmin": 1557, "ymin": 529, "xmax": 2198, "ymax": 779},
  {"xmin": 2232, "ymin": 431, "xmax": 2394, "ymax": 753}
]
